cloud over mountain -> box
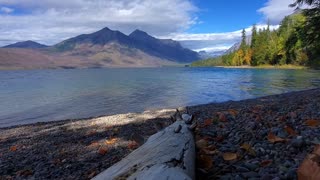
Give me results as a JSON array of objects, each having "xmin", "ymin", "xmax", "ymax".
[
  {"xmin": 0, "ymin": 0, "xmax": 197, "ymax": 46},
  {"xmin": 167, "ymin": 24, "xmax": 279, "ymax": 52},
  {"xmin": 258, "ymin": 0, "xmax": 301, "ymax": 24},
  {"xmin": 0, "ymin": 0, "xmax": 295, "ymax": 53}
]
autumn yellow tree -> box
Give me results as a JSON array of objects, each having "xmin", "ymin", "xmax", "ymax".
[
  {"xmin": 244, "ymin": 49, "xmax": 252, "ymax": 65},
  {"xmin": 231, "ymin": 52, "xmax": 238, "ymax": 66},
  {"xmin": 231, "ymin": 49, "xmax": 244, "ymax": 66},
  {"xmin": 238, "ymin": 49, "xmax": 244, "ymax": 65}
]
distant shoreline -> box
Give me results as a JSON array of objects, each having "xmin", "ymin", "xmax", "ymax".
[
  {"xmin": 0, "ymin": 64, "xmax": 311, "ymax": 71},
  {"xmin": 201, "ymin": 64, "xmax": 308, "ymax": 70}
]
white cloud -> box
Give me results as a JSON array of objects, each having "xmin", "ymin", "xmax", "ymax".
[
  {"xmin": 258, "ymin": 0, "xmax": 299, "ymax": 24},
  {"xmin": 0, "ymin": 6, "xmax": 14, "ymax": 13},
  {"xmin": 193, "ymin": 46, "xmax": 231, "ymax": 53},
  {"xmin": 0, "ymin": 0, "xmax": 197, "ymax": 46},
  {"xmin": 163, "ymin": 24, "xmax": 279, "ymax": 41},
  {"xmin": 164, "ymin": 24, "xmax": 279, "ymax": 52},
  {"xmin": 0, "ymin": 0, "xmax": 285, "ymax": 53}
]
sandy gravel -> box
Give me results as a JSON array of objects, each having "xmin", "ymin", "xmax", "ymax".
[{"xmin": 0, "ymin": 109, "xmax": 178, "ymax": 179}]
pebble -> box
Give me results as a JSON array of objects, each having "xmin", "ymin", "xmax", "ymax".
[
  {"xmin": 234, "ymin": 165, "xmax": 250, "ymax": 172},
  {"xmin": 277, "ymin": 130, "xmax": 288, "ymax": 138},
  {"xmin": 2, "ymin": 89, "xmax": 319, "ymax": 180},
  {"xmin": 181, "ymin": 114, "xmax": 193, "ymax": 124},
  {"xmin": 220, "ymin": 174, "xmax": 234, "ymax": 180},
  {"xmin": 286, "ymin": 169, "xmax": 297, "ymax": 179},
  {"xmin": 241, "ymin": 172, "xmax": 260, "ymax": 178},
  {"xmin": 234, "ymin": 175, "xmax": 244, "ymax": 180},
  {"xmin": 291, "ymin": 136, "xmax": 305, "ymax": 148},
  {"xmin": 243, "ymin": 163, "xmax": 259, "ymax": 171},
  {"xmin": 283, "ymin": 161, "xmax": 292, "ymax": 168},
  {"xmin": 261, "ymin": 175, "xmax": 274, "ymax": 180}
]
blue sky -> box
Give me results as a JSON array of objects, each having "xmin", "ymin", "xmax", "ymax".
[
  {"xmin": 0, "ymin": 0, "xmax": 298, "ymax": 51},
  {"xmin": 189, "ymin": 0, "xmax": 268, "ymax": 33}
]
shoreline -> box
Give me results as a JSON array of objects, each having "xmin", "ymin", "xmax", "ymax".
[
  {"xmin": 0, "ymin": 88, "xmax": 310, "ymax": 130},
  {"xmin": 213, "ymin": 64, "xmax": 308, "ymax": 69},
  {"xmin": 1, "ymin": 88, "xmax": 320, "ymax": 179}
]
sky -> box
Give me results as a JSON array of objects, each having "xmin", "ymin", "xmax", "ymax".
[{"xmin": 0, "ymin": 0, "xmax": 299, "ymax": 52}]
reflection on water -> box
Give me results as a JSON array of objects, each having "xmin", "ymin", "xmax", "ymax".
[{"xmin": 0, "ymin": 67, "xmax": 320, "ymax": 127}]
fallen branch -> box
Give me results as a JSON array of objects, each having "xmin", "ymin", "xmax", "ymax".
[{"xmin": 93, "ymin": 112, "xmax": 196, "ymax": 180}]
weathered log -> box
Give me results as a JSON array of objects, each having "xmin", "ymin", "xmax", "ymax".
[{"xmin": 93, "ymin": 115, "xmax": 195, "ymax": 180}]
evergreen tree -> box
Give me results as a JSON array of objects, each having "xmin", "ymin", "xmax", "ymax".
[
  {"xmin": 251, "ymin": 24, "xmax": 257, "ymax": 48},
  {"xmin": 240, "ymin": 29, "xmax": 247, "ymax": 49},
  {"xmin": 291, "ymin": 0, "xmax": 320, "ymax": 66},
  {"xmin": 191, "ymin": 3, "xmax": 320, "ymax": 68}
]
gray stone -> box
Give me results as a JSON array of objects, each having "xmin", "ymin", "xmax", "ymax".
[
  {"xmin": 277, "ymin": 130, "xmax": 288, "ymax": 138},
  {"xmin": 220, "ymin": 174, "xmax": 234, "ymax": 180},
  {"xmin": 234, "ymin": 175, "xmax": 244, "ymax": 180},
  {"xmin": 258, "ymin": 147, "xmax": 266, "ymax": 155},
  {"xmin": 272, "ymin": 177, "xmax": 280, "ymax": 180},
  {"xmin": 241, "ymin": 172, "xmax": 260, "ymax": 178},
  {"xmin": 286, "ymin": 169, "xmax": 297, "ymax": 179},
  {"xmin": 234, "ymin": 165, "xmax": 250, "ymax": 172},
  {"xmin": 284, "ymin": 161, "xmax": 292, "ymax": 168},
  {"xmin": 261, "ymin": 175, "xmax": 274, "ymax": 180},
  {"xmin": 258, "ymin": 130, "xmax": 268, "ymax": 137},
  {"xmin": 244, "ymin": 163, "xmax": 259, "ymax": 171},
  {"xmin": 248, "ymin": 178, "xmax": 260, "ymax": 180},
  {"xmin": 291, "ymin": 136, "xmax": 305, "ymax": 148},
  {"xmin": 271, "ymin": 127, "xmax": 280, "ymax": 134},
  {"xmin": 181, "ymin": 114, "xmax": 192, "ymax": 124}
]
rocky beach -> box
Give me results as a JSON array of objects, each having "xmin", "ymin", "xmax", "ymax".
[
  {"xmin": 0, "ymin": 109, "xmax": 176, "ymax": 179},
  {"xmin": 191, "ymin": 88, "xmax": 320, "ymax": 179},
  {"xmin": 1, "ymin": 88, "xmax": 320, "ymax": 179}
]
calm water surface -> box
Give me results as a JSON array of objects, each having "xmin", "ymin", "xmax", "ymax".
[{"xmin": 1, "ymin": 67, "xmax": 320, "ymax": 127}]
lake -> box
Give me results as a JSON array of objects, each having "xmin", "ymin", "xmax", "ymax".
[{"xmin": 1, "ymin": 67, "xmax": 320, "ymax": 128}]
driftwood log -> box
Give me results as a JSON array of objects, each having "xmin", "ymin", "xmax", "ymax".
[{"xmin": 93, "ymin": 111, "xmax": 196, "ymax": 180}]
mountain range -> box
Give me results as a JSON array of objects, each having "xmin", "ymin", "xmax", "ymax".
[
  {"xmin": 225, "ymin": 36, "xmax": 252, "ymax": 54},
  {"xmin": 0, "ymin": 28, "xmax": 200, "ymax": 70},
  {"xmin": 3, "ymin": 40, "xmax": 48, "ymax": 49}
]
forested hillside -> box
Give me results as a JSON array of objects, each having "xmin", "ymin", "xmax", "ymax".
[{"xmin": 192, "ymin": 1, "xmax": 320, "ymax": 68}]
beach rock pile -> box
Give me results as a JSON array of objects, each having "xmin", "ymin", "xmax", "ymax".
[
  {"xmin": 189, "ymin": 89, "xmax": 320, "ymax": 180},
  {"xmin": 0, "ymin": 110, "xmax": 175, "ymax": 179}
]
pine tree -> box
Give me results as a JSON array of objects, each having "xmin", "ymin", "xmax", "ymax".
[
  {"xmin": 251, "ymin": 24, "xmax": 257, "ymax": 49},
  {"xmin": 241, "ymin": 29, "xmax": 247, "ymax": 48}
]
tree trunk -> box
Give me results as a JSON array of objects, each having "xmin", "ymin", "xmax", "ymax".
[{"xmin": 93, "ymin": 113, "xmax": 196, "ymax": 180}]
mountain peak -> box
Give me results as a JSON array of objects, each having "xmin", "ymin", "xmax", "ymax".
[
  {"xmin": 96, "ymin": 27, "xmax": 112, "ymax": 33},
  {"xmin": 53, "ymin": 27, "xmax": 199, "ymax": 62},
  {"xmin": 92, "ymin": 27, "xmax": 123, "ymax": 37},
  {"xmin": 54, "ymin": 27, "xmax": 131, "ymax": 51},
  {"xmin": 129, "ymin": 29, "xmax": 151, "ymax": 38},
  {"xmin": 3, "ymin": 40, "xmax": 48, "ymax": 49}
]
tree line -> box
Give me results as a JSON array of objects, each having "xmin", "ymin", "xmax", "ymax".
[{"xmin": 192, "ymin": 0, "xmax": 320, "ymax": 68}]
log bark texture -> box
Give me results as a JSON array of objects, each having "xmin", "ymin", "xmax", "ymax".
[{"xmin": 93, "ymin": 114, "xmax": 195, "ymax": 180}]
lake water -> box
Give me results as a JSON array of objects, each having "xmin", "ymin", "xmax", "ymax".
[{"xmin": 1, "ymin": 67, "xmax": 320, "ymax": 128}]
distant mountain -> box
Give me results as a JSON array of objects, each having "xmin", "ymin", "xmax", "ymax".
[
  {"xmin": 129, "ymin": 30, "xmax": 199, "ymax": 62},
  {"xmin": 54, "ymin": 28, "xmax": 200, "ymax": 63},
  {"xmin": 225, "ymin": 42, "xmax": 241, "ymax": 54},
  {"xmin": 3, "ymin": 40, "xmax": 48, "ymax": 49},
  {"xmin": 0, "ymin": 27, "xmax": 199, "ymax": 70},
  {"xmin": 0, "ymin": 46, "xmax": 175, "ymax": 70},
  {"xmin": 54, "ymin": 27, "xmax": 133, "ymax": 51},
  {"xmin": 198, "ymin": 50, "xmax": 227, "ymax": 59},
  {"xmin": 225, "ymin": 36, "xmax": 252, "ymax": 54}
]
